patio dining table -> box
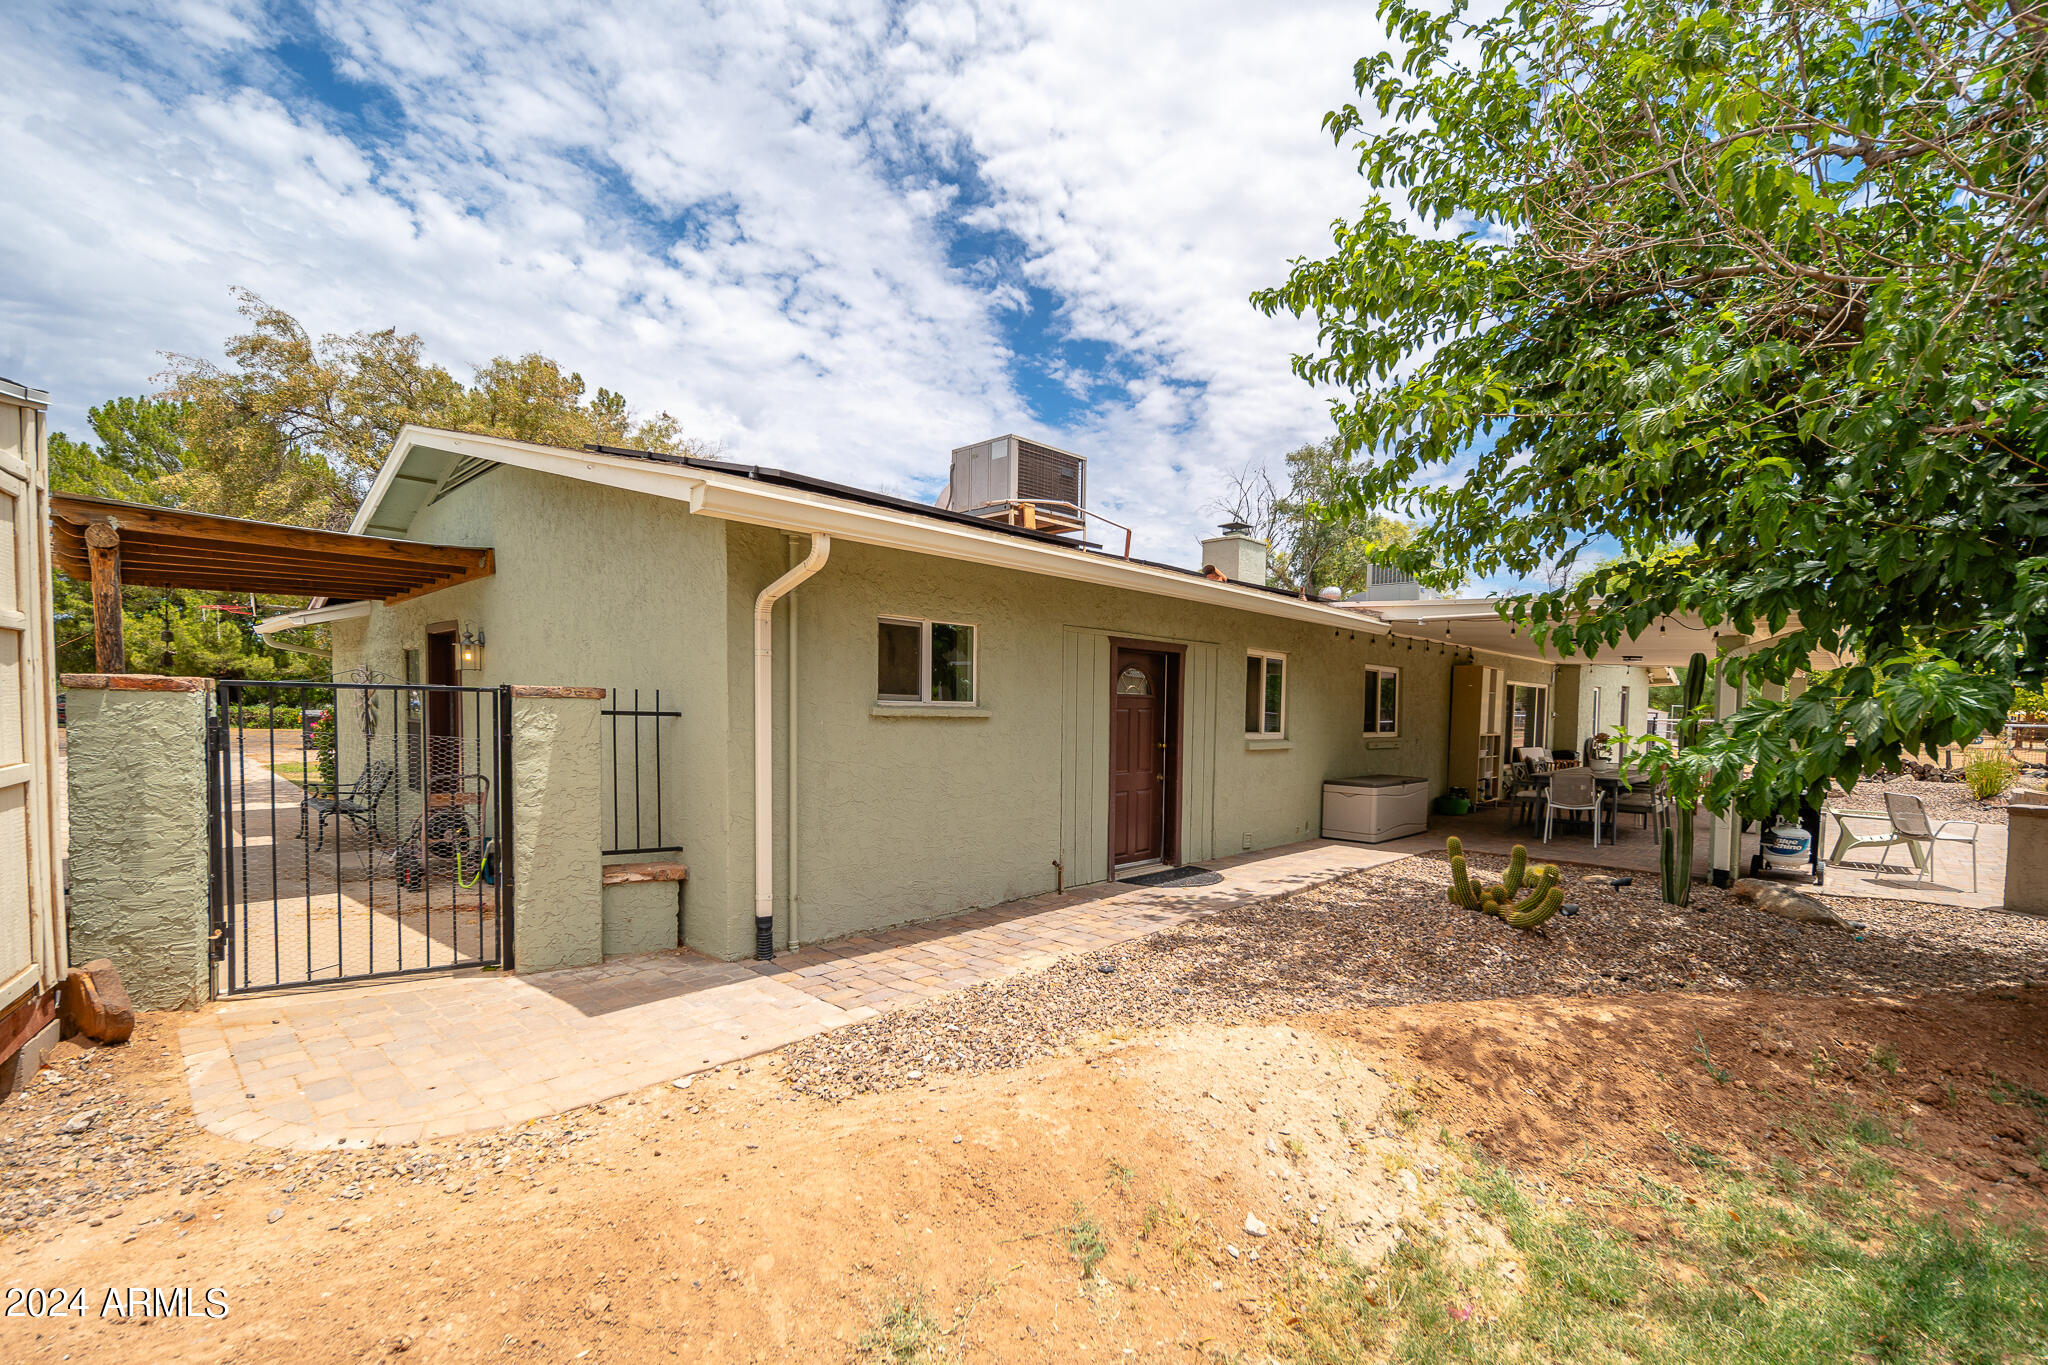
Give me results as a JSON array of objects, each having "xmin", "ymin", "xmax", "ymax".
[{"xmin": 1513, "ymin": 763, "xmax": 1660, "ymax": 839}]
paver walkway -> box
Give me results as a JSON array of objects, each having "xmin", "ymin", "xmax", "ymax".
[{"xmin": 178, "ymin": 839, "xmax": 1403, "ymax": 1150}]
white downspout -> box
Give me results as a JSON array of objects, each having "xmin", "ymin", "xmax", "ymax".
[{"xmin": 753, "ymin": 534, "xmax": 830, "ymax": 959}]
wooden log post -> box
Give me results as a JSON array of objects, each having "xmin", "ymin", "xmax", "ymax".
[{"xmin": 84, "ymin": 521, "xmax": 125, "ymax": 674}]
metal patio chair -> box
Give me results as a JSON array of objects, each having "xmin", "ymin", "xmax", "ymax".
[
  {"xmin": 1827, "ymin": 807, "xmax": 1916, "ymax": 868},
  {"xmin": 1883, "ymin": 791, "xmax": 1981, "ymax": 892},
  {"xmin": 300, "ymin": 759, "xmax": 395, "ymax": 852},
  {"xmin": 1544, "ymin": 765, "xmax": 1605, "ymax": 848},
  {"xmin": 1609, "ymin": 773, "xmax": 1667, "ymax": 842},
  {"xmin": 1504, "ymin": 761, "xmax": 1548, "ymax": 829}
]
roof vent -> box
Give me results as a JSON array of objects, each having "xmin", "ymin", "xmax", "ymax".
[{"xmin": 947, "ymin": 435, "xmax": 1088, "ymax": 537}]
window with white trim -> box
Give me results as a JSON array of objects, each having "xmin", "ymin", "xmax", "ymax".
[
  {"xmin": 1364, "ymin": 665, "xmax": 1400, "ymax": 736},
  {"xmin": 877, "ymin": 618, "xmax": 977, "ymax": 704},
  {"xmin": 1245, "ymin": 651, "xmax": 1286, "ymax": 736}
]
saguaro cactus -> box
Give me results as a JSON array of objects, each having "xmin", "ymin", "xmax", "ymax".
[{"xmin": 1659, "ymin": 651, "xmax": 1711, "ymax": 907}]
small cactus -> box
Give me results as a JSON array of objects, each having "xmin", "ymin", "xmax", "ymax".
[
  {"xmin": 1504, "ymin": 886, "xmax": 1564, "ymax": 928},
  {"xmin": 1443, "ymin": 837, "xmax": 1561, "ymax": 931},
  {"xmin": 1502, "ymin": 845, "xmax": 1528, "ymax": 897}
]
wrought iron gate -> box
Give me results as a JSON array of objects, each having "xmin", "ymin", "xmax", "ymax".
[{"xmin": 208, "ymin": 680, "xmax": 513, "ymax": 994}]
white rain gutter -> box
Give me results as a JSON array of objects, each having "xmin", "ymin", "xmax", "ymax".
[{"xmin": 752, "ymin": 533, "xmax": 831, "ymax": 959}]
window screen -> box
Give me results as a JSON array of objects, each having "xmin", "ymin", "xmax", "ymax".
[
  {"xmin": 1246, "ymin": 654, "xmax": 1284, "ymax": 736},
  {"xmin": 877, "ymin": 620, "xmax": 921, "ymax": 700}
]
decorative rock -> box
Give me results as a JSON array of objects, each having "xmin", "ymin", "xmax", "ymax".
[
  {"xmin": 1243, "ymin": 1212, "xmax": 1268, "ymax": 1238},
  {"xmin": 1732, "ymin": 879, "xmax": 1847, "ymax": 928},
  {"xmin": 60, "ymin": 960, "xmax": 135, "ymax": 1044}
]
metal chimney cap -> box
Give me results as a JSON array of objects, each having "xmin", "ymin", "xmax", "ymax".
[{"xmin": 1218, "ymin": 519, "xmax": 1253, "ymax": 536}]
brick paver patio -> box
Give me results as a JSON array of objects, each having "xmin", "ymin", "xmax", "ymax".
[{"xmin": 179, "ymin": 839, "xmax": 1405, "ymax": 1149}]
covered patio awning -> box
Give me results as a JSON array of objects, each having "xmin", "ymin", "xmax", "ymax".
[{"xmin": 51, "ymin": 493, "xmax": 493, "ymax": 671}]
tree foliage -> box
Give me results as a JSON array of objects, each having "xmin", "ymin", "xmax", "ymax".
[
  {"xmin": 49, "ymin": 396, "xmax": 187, "ymax": 503},
  {"xmin": 1255, "ymin": 0, "xmax": 2048, "ymax": 817},
  {"xmin": 1217, "ymin": 438, "xmax": 1415, "ymax": 594},
  {"xmin": 160, "ymin": 289, "xmax": 708, "ymax": 527}
]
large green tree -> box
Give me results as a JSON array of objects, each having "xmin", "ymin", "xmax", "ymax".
[
  {"xmin": 47, "ymin": 397, "xmax": 312, "ymax": 679},
  {"xmin": 1255, "ymin": 0, "xmax": 2047, "ymax": 817},
  {"xmin": 1219, "ymin": 438, "xmax": 1415, "ymax": 594},
  {"xmin": 160, "ymin": 289, "xmax": 706, "ymax": 526}
]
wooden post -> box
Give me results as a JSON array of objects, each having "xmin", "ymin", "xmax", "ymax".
[{"xmin": 84, "ymin": 521, "xmax": 125, "ymax": 674}]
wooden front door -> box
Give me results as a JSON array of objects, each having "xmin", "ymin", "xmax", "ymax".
[
  {"xmin": 426, "ymin": 628, "xmax": 459, "ymax": 738},
  {"xmin": 1110, "ymin": 647, "xmax": 1172, "ymax": 867}
]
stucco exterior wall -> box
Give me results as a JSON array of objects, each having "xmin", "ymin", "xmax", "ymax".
[
  {"xmin": 333, "ymin": 465, "xmax": 1554, "ymax": 959},
  {"xmin": 63, "ymin": 680, "xmax": 211, "ymax": 1009},
  {"xmin": 1555, "ymin": 663, "xmax": 1654, "ymax": 750},
  {"xmin": 602, "ymin": 881, "xmax": 681, "ymax": 957},
  {"xmin": 509, "ymin": 693, "xmax": 603, "ymax": 972}
]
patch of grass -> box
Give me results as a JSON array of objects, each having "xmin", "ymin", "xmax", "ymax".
[
  {"xmin": 1965, "ymin": 748, "xmax": 2020, "ymax": 802},
  {"xmin": 1664, "ymin": 1131, "xmax": 1732, "ymax": 1172},
  {"xmin": 1870, "ymin": 1043, "xmax": 1901, "ymax": 1076},
  {"xmin": 1138, "ymin": 1193, "xmax": 1201, "ymax": 1268},
  {"xmin": 1064, "ymin": 1203, "xmax": 1109, "ymax": 1279},
  {"xmin": 1106, "ymin": 1157, "xmax": 1136, "ymax": 1191},
  {"xmin": 1274, "ymin": 1124, "xmax": 2048, "ymax": 1365},
  {"xmin": 859, "ymin": 1293, "xmax": 940, "ymax": 1364},
  {"xmin": 1990, "ymin": 1075, "xmax": 2048, "ymax": 1120},
  {"xmin": 1810, "ymin": 1047, "xmax": 1835, "ymax": 1078},
  {"xmin": 1694, "ymin": 1029, "xmax": 1731, "ymax": 1085}
]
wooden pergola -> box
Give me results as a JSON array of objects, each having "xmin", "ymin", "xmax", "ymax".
[{"xmin": 50, "ymin": 494, "xmax": 494, "ymax": 672}]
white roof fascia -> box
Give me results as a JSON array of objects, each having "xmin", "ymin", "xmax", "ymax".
[
  {"xmin": 355, "ymin": 428, "xmax": 1406, "ymax": 633},
  {"xmin": 254, "ymin": 600, "xmax": 373, "ymax": 637}
]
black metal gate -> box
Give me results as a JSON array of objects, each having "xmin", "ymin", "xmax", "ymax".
[{"xmin": 207, "ymin": 680, "xmax": 514, "ymax": 994}]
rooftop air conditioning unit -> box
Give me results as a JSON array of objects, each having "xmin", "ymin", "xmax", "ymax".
[{"xmin": 947, "ymin": 435, "xmax": 1088, "ymax": 537}]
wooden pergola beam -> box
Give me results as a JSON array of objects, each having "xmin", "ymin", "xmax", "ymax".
[{"xmin": 48, "ymin": 493, "xmax": 496, "ymax": 612}]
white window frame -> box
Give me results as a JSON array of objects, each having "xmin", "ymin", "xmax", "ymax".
[
  {"xmin": 1364, "ymin": 664, "xmax": 1401, "ymax": 737},
  {"xmin": 876, "ymin": 616, "xmax": 979, "ymax": 706},
  {"xmin": 1246, "ymin": 650, "xmax": 1287, "ymax": 737}
]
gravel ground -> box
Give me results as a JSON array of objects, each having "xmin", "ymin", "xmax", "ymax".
[
  {"xmin": 781, "ymin": 850, "xmax": 2048, "ymax": 1100},
  {"xmin": 1826, "ymin": 773, "xmax": 2014, "ymax": 826},
  {"xmin": 0, "ymin": 1044, "xmax": 605, "ymax": 1236}
]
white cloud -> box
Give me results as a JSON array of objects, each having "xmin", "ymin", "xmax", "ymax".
[{"xmin": 0, "ymin": 0, "xmax": 1405, "ymax": 562}]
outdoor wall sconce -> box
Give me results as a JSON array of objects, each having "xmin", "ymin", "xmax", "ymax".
[{"xmin": 459, "ymin": 626, "xmax": 485, "ymax": 671}]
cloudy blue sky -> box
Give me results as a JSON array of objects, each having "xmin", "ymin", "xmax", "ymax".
[{"xmin": 1, "ymin": 0, "xmax": 1404, "ymax": 563}]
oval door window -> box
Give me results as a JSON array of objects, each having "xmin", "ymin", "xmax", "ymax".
[{"xmin": 1117, "ymin": 666, "xmax": 1152, "ymax": 696}]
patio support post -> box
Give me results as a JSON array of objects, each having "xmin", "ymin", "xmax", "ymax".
[
  {"xmin": 752, "ymin": 534, "xmax": 830, "ymax": 960},
  {"xmin": 84, "ymin": 521, "xmax": 125, "ymax": 673},
  {"xmin": 1708, "ymin": 641, "xmax": 1748, "ymax": 887}
]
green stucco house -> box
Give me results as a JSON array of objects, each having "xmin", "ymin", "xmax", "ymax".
[{"xmin": 264, "ymin": 426, "xmax": 1665, "ymax": 966}]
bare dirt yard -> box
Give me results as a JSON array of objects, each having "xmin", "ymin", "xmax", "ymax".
[{"xmin": 6, "ymin": 853, "xmax": 2048, "ymax": 1363}]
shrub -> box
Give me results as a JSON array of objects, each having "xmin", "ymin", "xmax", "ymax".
[
  {"xmin": 1964, "ymin": 749, "xmax": 2019, "ymax": 802},
  {"xmin": 310, "ymin": 709, "xmax": 338, "ymax": 796}
]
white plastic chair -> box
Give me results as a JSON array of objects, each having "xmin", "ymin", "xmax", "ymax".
[
  {"xmin": 1544, "ymin": 766, "xmax": 1603, "ymax": 848},
  {"xmin": 1883, "ymin": 792, "xmax": 1980, "ymax": 892}
]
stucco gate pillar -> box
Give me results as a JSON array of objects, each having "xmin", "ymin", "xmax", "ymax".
[
  {"xmin": 62, "ymin": 674, "xmax": 212, "ymax": 1010},
  {"xmin": 508, "ymin": 686, "xmax": 605, "ymax": 972}
]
